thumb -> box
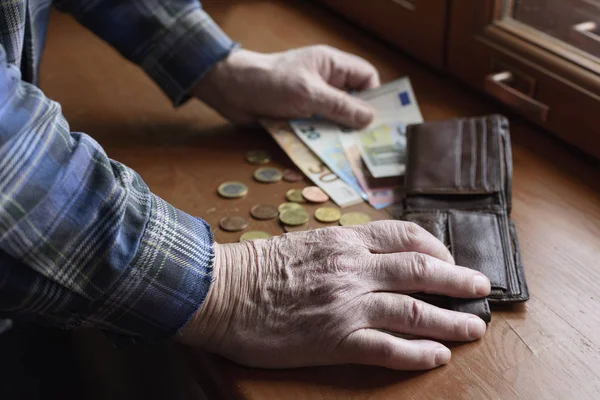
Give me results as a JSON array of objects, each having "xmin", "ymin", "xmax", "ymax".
[{"xmin": 309, "ymin": 81, "xmax": 374, "ymax": 129}]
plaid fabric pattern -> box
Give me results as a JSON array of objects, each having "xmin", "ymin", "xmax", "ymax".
[{"xmin": 0, "ymin": 1, "xmax": 235, "ymax": 342}]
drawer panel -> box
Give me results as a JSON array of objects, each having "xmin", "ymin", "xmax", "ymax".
[{"xmin": 317, "ymin": 0, "xmax": 449, "ymax": 68}]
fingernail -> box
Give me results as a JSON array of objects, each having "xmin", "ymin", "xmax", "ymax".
[
  {"xmin": 467, "ymin": 317, "xmax": 487, "ymax": 339},
  {"xmin": 473, "ymin": 274, "xmax": 491, "ymax": 296},
  {"xmin": 435, "ymin": 348, "xmax": 451, "ymax": 365}
]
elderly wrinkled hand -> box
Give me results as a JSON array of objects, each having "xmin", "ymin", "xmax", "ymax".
[
  {"xmin": 192, "ymin": 45, "xmax": 380, "ymax": 128},
  {"xmin": 179, "ymin": 221, "xmax": 491, "ymax": 371}
]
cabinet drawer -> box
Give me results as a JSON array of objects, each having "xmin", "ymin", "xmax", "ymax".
[
  {"xmin": 316, "ymin": 0, "xmax": 448, "ymax": 68},
  {"xmin": 484, "ymin": 53, "xmax": 600, "ymax": 159},
  {"xmin": 447, "ymin": 1, "xmax": 600, "ymax": 160}
]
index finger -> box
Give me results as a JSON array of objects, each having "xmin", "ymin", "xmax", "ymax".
[
  {"xmin": 323, "ymin": 48, "xmax": 381, "ymax": 91},
  {"xmin": 356, "ymin": 220, "xmax": 454, "ymax": 264}
]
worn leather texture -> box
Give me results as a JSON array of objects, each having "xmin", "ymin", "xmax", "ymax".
[{"xmin": 399, "ymin": 115, "xmax": 529, "ymax": 323}]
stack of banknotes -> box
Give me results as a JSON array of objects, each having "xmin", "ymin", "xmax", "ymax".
[{"xmin": 261, "ymin": 77, "xmax": 423, "ymax": 209}]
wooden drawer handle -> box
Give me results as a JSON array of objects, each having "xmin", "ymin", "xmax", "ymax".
[
  {"xmin": 570, "ymin": 21, "xmax": 600, "ymax": 57},
  {"xmin": 484, "ymin": 71, "xmax": 549, "ymax": 123}
]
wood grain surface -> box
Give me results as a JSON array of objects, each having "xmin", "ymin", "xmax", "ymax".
[{"xmin": 27, "ymin": 1, "xmax": 600, "ymax": 399}]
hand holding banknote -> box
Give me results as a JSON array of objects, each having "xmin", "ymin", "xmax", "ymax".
[
  {"xmin": 285, "ymin": 78, "xmax": 422, "ymax": 208},
  {"xmin": 194, "ymin": 45, "xmax": 380, "ymax": 128}
]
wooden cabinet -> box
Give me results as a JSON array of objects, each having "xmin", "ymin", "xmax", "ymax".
[
  {"xmin": 447, "ymin": 0, "xmax": 600, "ymax": 159},
  {"xmin": 317, "ymin": 0, "xmax": 600, "ymax": 159},
  {"xmin": 316, "ymin": 0, "xmax": 448, "ymax": 68}
]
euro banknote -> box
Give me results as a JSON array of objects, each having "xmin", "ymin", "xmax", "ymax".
[{"xmin": 261, "ymin": 120, "xmax": 363, "ymax": 208}]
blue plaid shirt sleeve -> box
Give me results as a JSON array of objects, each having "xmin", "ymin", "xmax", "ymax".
[
  {"xmin": 54, "ymin": 0, "xmax": 237, "ymax": 105},
  {"xmin": 0, "ymin": 44, "xmax": 215, "ymax": 343}
]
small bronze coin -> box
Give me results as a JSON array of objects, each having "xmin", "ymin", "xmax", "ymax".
[
  {"xmin": 245, "ymin": 149, "xmax": 271, "ymax": 165},
  {"xmin": 283, "ymin": 169, "xmax": 304, "ymax": 182},
  {"xmin": 278, "ymin": 202, "xmax": 304, "ymax": 213},
  {"xmin": 286, "ymin": 188, "xmax": 306, "ymax": 203},
  {"xmin": 250, "ymin": 204, "xmax": 279, "ymax": 220},
  {"xmin": 217, "ymin": 181, "xmax": 248, "ymax": 198},
  {"xmin": 240, "ymin": 231, "xmax": 272, "ymax": 242},
  {"xmin": 279, "ymin": 209, "xmax": 310, "ymax": 226},
  {"xmin": 314, "ymin": 207, "xmax": 342, "ymax": 223},
  {"xmin": 302, "ymin": 186, "xmax": 329, "ymax": 203},
  {"xmin": 219, "ymin": 216, "xmax": 249, "ymax": 232},
  {"xmin": 254, "ymin": 167, "xmax": 283, "ymax": 183},
  {"xmin": 339, "ymin": 212, "xmax": 372, "ymax": 226}
]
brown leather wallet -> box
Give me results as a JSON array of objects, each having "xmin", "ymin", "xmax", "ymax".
[{"xmin": 398, "ymin": 115, "xmax": 529, "ymax": 322}]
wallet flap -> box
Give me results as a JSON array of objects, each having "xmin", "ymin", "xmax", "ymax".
[
  {"xmin": 405, "ymin": 116, "xmax": 505, "ymax": 195},
  {"xmin": 448, "ymin": 211, "xmax": 508, "ymax": 290}
]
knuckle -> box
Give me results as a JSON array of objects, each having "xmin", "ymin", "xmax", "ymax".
[
  {"xmin": 403, "ymin": 221, "xmax": 425, "ymax": 242},
  {"xmin": 312, "ymin": 44, "xmax": 334, "ymax": 55},
  {"xmin": 455, "ymin": 317, "xmax": 471, "ymax": 338},
  {"xmin": 326, "ymin": 252, "xmax": 348, "ymax": 272},
  {"xmin": 409, "ymin": 253, "xmax": 434, "ymax": 282},
  {"xmin": 404, "ymin": 298, "xmax": 426, "ymax": 329},
  {"xmin": 291, "ymin": 75, "xmax": 317, "ymax": 114},
  {"xmin": 295, "ymin": 74, "xmax": 315, "ymax": 100},
  {"xmin": 457, "ymin": 269, "xmax": 474, "ymax": 291},
  {"xmin": 329, "ymin": 96, "xmax": 349, "ymax": 117},
  {"xmin": 323, "ymin": 226, "xmax": 353, "ymax": 245}
]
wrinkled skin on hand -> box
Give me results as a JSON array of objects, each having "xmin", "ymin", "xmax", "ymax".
[
  {"xmin": 192, "ymin": 45, "xmax": 380, "ymax": 128},
  {"xmin": 179, "ymin": 221, "xmax": 491, "ymax": 371}
]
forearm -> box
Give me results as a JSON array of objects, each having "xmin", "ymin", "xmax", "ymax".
[
  {"xmin": 54, "ymin": 0, "xmax": 237, "ymax": 105},
  {"xmin": 0, "ymin": 46, "xmax": 213, "ymax": 342}
]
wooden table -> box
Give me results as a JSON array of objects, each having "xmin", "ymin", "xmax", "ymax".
[{"xmin": 31, "ymin": 1, "xmax": 600, "ymax": 399}]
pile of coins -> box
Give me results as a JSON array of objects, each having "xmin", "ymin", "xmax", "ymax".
[{"xmin": 216, "ymin": 149, "xmax": 372, "ymax": 242}]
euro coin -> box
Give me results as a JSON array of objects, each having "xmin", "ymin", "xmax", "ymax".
[
  {"xmin": 286, "ymin": 188, "xmax": 306, "ymax": 203},
  {"xmin": 245, "ymin": 149, "xmax": 271, "ymax": 165},
  {"xmin": 302, "ymin": 186, "xmax": 329, "ymax": 203},
  {"xmin": 254, "ymin": 167, "xmax": 283, "ymax": 183},
  {"xmin": 219, "ymin": 216, "xmax": 249, "ymax": 232},
  {"xmin": 279, "ymin": 209, "xmax": 309, "ymax": 226},
  {"xmin": 283, "ymin": 169, "xmax": 304, "ymax": 182},
  {"xmin": 240, "ymin": 231, "xmax": 272, "ymax": 242},
  {"xmin": 278, "ymin": 202, "xmax": 304, "ymax": 213},
  {"xmin": 314, "ymin": 207, "xmax": 341, "ymax": 223},
  {"xmin": 339, "ymin": 212, "xmax": 372, "ymax": 226},
  {"xmin": 217, "ymin": 181, "xmax": 248, "ymax": 198},
  {"xmin": 250, "ymin": 204, "xmax": 279, "ymax": 220}
]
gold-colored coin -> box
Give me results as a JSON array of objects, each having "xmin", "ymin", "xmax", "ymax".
[
  {"xmin": 245, "ymin": 149, "xmax": 271, "ymax": 165},
  {"xmin": 286, "ymin": 188, "xmax": 306, "ymax": 203},
  {"xmin": 278, "ymin": 202, "xmax": 304, "ymax": 213},
  {"xmin": 314, "ymin": 207, "xmax": 342, "ymax": 223},
  {"xmin": 217, "ymin": 181, "xmax": 248, "ymax": 198},
  {"xmin": 250, "ymin": 204, "xmax": 279, "ymax": 220},
  {"xmin": 239, "ymin": 231, "xmax": 272, "ymax": 242},
  {"xmin": 253, "ymin": 167, "xmax": 283, "ymax": 183},
  {"xmin": 219, "ymin": 216, "xmax": 249, "ymax": 232},
  {"xmin": 339, "ymin": 212, "xmax": 372, "ymax": 226},
  {"xmin": 279, "ymin": 209, "xmax": 309, "ymax": 226}
]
